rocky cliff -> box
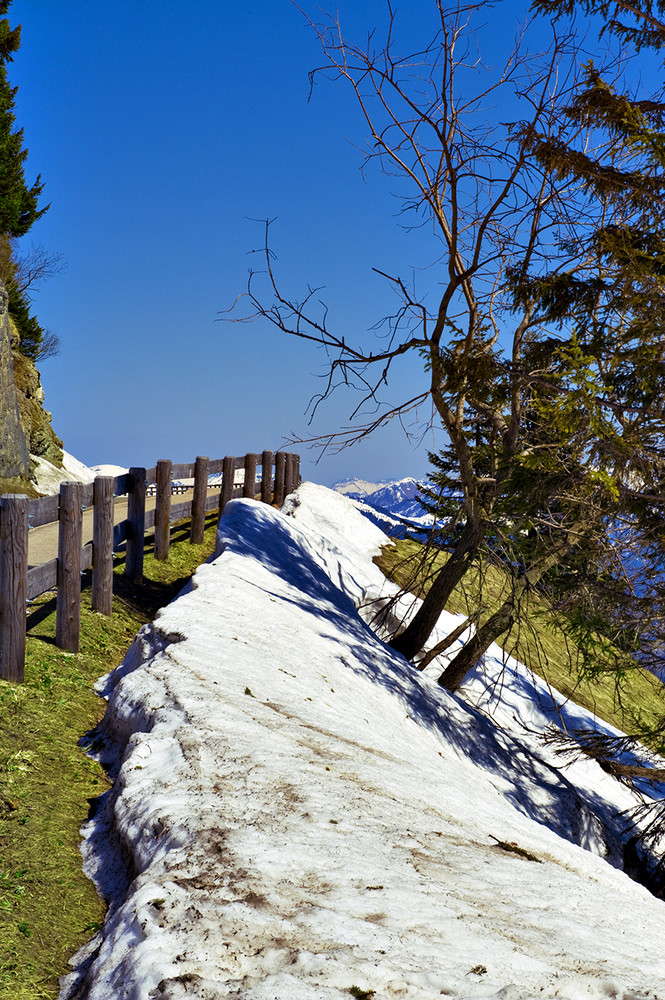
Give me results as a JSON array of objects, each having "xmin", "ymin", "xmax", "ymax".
[
  {"xmin": 0, "ymin": 280, "xmax": 30, "ymax": 479},
  {"xmin": 0, "ymin": 277, "xmax": 63, "ymax": 491},
  {"xmin": 11, "ymin": 332, "xmax": 63, "ymax": 468}
]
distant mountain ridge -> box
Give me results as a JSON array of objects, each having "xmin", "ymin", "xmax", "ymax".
[
  {"xmin": 332, "ymin": 476, "xmax": 433, "ymax": 538},
  {"xmin": 332, "ymin": 477, "xmax": 396, "ymax": 497}
]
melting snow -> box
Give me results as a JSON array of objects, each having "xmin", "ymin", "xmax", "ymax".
[
  {"xmin": 62, "ymin": 483, "xmax": 665, "ymax": 1000},
  {"xmin": 30, "ymin": 452, "xmax": 128, "ymax": 495}
]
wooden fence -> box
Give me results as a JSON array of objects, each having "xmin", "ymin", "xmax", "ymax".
[{"xmin": 0, "ymin": 451, "xmax": 301, "ymax": 683}]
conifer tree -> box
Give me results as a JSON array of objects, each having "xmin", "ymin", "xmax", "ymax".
[
  {"xmin": 0, "ymin": 2, "xmax": 49, "ymax": 358},
  {"xmin": 233, "ymin": 0, "xmax": 665, "ymax": 688},
  {"xmin": 448, "ymin": 0, "xmax": 665, "ymax": 689},
  {"xmin": 389, "ymin": 2, "xmax": 665, "ymax": 687},
  {"xmin": 0, "ymin": 2, "xmax": 46, "ymax": 238}
]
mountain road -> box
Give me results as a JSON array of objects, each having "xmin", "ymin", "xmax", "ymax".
[{"xmin": 26, "ymin": 490, "xmax": 204, "ymax": 569}]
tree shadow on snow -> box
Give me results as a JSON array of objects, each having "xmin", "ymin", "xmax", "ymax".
[{"xmin": 222, "ymin": 502, "xmax": 639, "ymax": 871}]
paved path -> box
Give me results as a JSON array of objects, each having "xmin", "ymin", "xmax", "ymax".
[{"xmin": 27, "ymin": 491, "xmax": 202, "ymax": 568}]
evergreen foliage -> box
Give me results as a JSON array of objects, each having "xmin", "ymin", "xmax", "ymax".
[
  {"xmin": 0, "ymin": 4, "xmax": 52, "ymax": 360},
  {"xmin": 0, "ymin": 236, "xmax": 48, "ymax": 360},
  {"xmin": 237, "ymin": 0, "xmax": 665, "ymax": 692},
  {"xmin": 532, "ymin": 0, "xmax": 665, "ymax": 53},
  {"xmin": 6, "ymin": 280, "xmax": 43, "ymax": 360},
  {"xmin": 0, "ymin": 2, "xmax": 46, "ymax": 239},
  {"xmin": 395, "ymin": 0, "xmax": 665, "ymax": 687}
]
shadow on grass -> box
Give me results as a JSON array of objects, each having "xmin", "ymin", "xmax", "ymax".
[
  {"xmin": 112, "ymin": 516, "xmax": 217, "ymax": 619},
  {"xmin": 26, "ymin": 595, "xmax": 57, "ymax": 637},
  {"xmin": 112, "ymin": 566, "xmax": 193, "ymax": 621},
  {"xmin": 25, "ymin": 567, "xmax": 188, "ymax": 640},
  {"xmin": 26, "ymin": 515, "xmax": 218, "ymax": 639}
]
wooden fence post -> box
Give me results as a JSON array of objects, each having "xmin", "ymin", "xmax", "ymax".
[
  {"xmin": 191, "ymin": 455, "xmax": 209, "ymax": 544},
  {"xmin": 0, "ymin": 494, "xmax": 28, "ymax": 682},
  {"xmin": 261, "ymin": 450, "xmax": 274, "ymax": 504},
  {"xmin": 243, "ymin": 453, "xmax": 258, "ymax": 499},
  {"xmin": 155, "ymin": 459, "xmax": 172, "ymax": 561},
  {"xmin": 56, "ymin": 481, "xmax": 83, "ymax": 653},
  {"xmin": 274, "ymin": 451, "xmax": 286, "ymax": 507},
  {"xmin": 294, "ymin": 454, "xmax": 301, "ymax": 488},
  {"xmin": 126, "ymin": 467, "xmax": 146, "ymax": 584},
  {"xmin": 284, "ymin": 453, "xmax": 296, "ymax": 497},
  {"xmin": 92, "ymin": 476, "xmax": 114, "ymax": 616},
  {"xmin": 219, "ymin": 455, "xmax": 235, "ymax": 517}
]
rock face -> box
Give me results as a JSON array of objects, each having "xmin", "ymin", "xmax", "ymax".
[
  {"xmin": 12, "ymin": 343, "xmax": 63, "ymax": 466},
  {"xmin": 0, "ymin": 280, "xmax": 29, "ymax": 478}
]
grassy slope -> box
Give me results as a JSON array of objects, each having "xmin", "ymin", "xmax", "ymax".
[
  {"xmin": 376, "ymin": 539, "xmax": 665, "ymax": 740},
  {"xmin": 0, "ymin": 516, "xmax": 218, "ymax": 1000}
]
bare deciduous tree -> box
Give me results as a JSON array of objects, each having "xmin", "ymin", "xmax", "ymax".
[
  {"xmin": 7, "ymin": 240, "xmax": 65, "ymax": 300},
  {"xmin": 228, "ymin": 0, "xmax": 665, "ymax": 689}
]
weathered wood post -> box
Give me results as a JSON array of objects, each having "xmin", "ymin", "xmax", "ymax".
[
  {"xmin": 92, "ymin": 476, "xmax": 115, "ymax": 616},
  {"xmin": 294, "ymin": 454, "xmax": 301, "ymax": 488},
  {"xmin": 284, "ymin": 453, "xmax": 296, "ymax": 497},
  {"xmin": 126, "ymin": 467, "xmax": 146, "ymax": 584},
  {"xmin": 274, "ymin": 451, "xmax": 287, "ymax": 507},
  {"xmin": 261, "ymin": 450, "xmax": 274, "ymax": 504},
  {"xmin": 219, "ymin": 455, "xmax": 235, "ymax": 517},
  {"xmin": 0, "ymin": 494, "xmax": 28, "ymax": 682},
  {"xmin": 155, "ymin": 459, "xmax": 172, "ymax": 561},
  {"xmin": 243, "ymin": 453, "xmax": 258, "ymax": 499},
  {"xmin": 56, "ymin": 481, "xmax": 83, "ymax": 653},
  {"xmin": 191, "ymin": 455, "xmax": 209, "ymax": 544}
]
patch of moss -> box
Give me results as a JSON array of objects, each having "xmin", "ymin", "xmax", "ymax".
[
  {"xmin": 0, "ymin": 514, "xmax": 218, "ymax": 999},
  {"xmin": 12, "ymin": 349, "xmax": 64, "ymax": 467},
  {"xmin": 0, "ymin": 475, "xmax": 41, "ymax": 499}
]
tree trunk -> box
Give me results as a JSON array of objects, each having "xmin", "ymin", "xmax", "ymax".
[
  {"xmin": 437, "ymin": 599, "xmax": 516, "ymax": 692},
  {"xmin": 437, "ymin": 533, "xmax": 577, "ymax": 692},
  {"xmin": 389, "ymin": 520, "xmax": 484, "ymax": 660},
  {"xmin": 416, "ymin": 610, "xmax": 482, "ymax": 671}
]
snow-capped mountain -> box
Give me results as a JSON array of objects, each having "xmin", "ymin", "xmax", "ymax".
[
  {"xmin": 332, "ymin": 476, "xmax": 434, "ymax": 537},
  {"xmin": 331, "ymin": 476, "xmax": 398, "ymax": 497}
]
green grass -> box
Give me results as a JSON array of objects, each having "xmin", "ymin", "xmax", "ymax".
[
  {"xmin": 0, "ymin": 515, "xmax": 218, "ymax": 999},
  {"xmin": 375, "ymin": 539, "xmax": 665, "ymax": 740}
]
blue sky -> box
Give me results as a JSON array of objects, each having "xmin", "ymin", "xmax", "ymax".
[
  {"xmin": 9, "ymin": 0, "xmax": 449, "ymax": 486},
  {"xmin": 5, "ymin": 0, "xmax": 628, "ymax": 486}
]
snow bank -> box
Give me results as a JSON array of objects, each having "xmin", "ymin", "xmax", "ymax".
[
  {"xmin": 31, "ymin": 450, "xmax": 96, "ymax": 493},
  {"xmin": 89, "ymin": 463, "xmax": 128, "ymax": 479},
  {"xmin": 30, "ymin": 451, "xmax": 128, "ymax": 495},
  {"xmin": 63, "ymin": 484, "xmax": 665, "ymax": 1000}
]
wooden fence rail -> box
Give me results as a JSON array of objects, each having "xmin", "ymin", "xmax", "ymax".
[{"xmin": 0, "ymin": 451, "xmax": 300, "ymax": 682}]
